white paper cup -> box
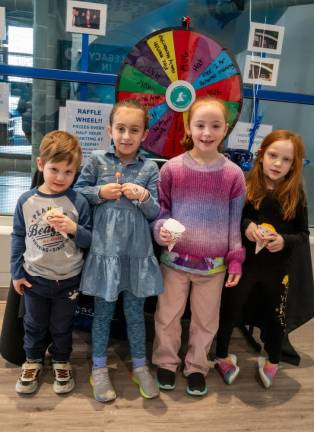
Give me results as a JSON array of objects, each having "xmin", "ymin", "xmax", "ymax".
[{"xmin": 163, "ymin": 218, "xmax": 185, "ymax": 251}]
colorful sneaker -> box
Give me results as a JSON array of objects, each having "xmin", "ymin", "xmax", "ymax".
[
  {"xmin": 215, "ymin": 354, "xmax": 240, "ymax": 385},
  {"xmin": 257, "ymin": 357, "xmax": 279, "ymax": 389},
  {"xmin": 186, "ymin": 372, "xmax": 208, "ymax": 397},
  {"xmin": 132, "ymin": 366, "xmax": 159, "ymax": 399},
  {"xmin": 90, "ymin": 367, "xmax": 117, "ymax": 402},
  {"xmin": 157, "ymin": 367, "xmax": 176, "ymax": 390},
  {"xmin": 15, "ymin": 361, "xmax": 42, "ymax": 395},
  {"xmin": 52, "ymin": 362, "xmax": 75, "ymax": 394}
]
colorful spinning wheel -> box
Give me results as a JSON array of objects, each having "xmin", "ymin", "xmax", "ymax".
[{"xmin": 116, "ymin": 27, "xmax": 242, "ymax": 158}]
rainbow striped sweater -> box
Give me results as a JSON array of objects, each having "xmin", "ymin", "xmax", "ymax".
[{"xmin": 153, "ymin": 152, "xmax": 246, "ymax": 275}]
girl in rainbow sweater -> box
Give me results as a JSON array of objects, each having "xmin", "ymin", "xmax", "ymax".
[{"xmin": 152, "ymin": 96, "xmax": 246, "ymax": 396}]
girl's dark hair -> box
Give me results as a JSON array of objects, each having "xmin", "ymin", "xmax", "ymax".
[{"xmin": 110, "ymin": 99, "xmax": 149, "ymax": 130}]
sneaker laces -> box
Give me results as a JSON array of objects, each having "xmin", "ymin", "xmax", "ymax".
[
  {"xmin": 134, "ymin": 366, "xmax": 152, "ymax": 381},
  {"xmin": 93, "ymin": 368, "xmax": 111, "ymax": 386},
  {"xmin": 133, "ymin": 366, "xmax": 157, "ymax": 393},
  {"xmin": 20, "ymin": 362, "xmax": 41, "ymax": 381},
  {"xmin": 21, "ymin": 368, "xmax": 38, "ymax": 380},
  {"xmin": 55, "ymin": 369, "xmax": 70, "ymax": 379},
  {"xmin": 53, "ymin": 363, "xmax": 72, "ymax": 382}
]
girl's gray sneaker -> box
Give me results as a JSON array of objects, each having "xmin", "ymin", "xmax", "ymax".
[
  {"xmin": 90, "ymin": 367, "xmax": 117, "ymax": 402},
  {"xmin": 132, "ymin": 366, "xmax": 159, "ymax": 399}
]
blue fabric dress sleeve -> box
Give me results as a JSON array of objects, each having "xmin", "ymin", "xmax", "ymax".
[
  {"xmin": 74, "ymin": 153, "xmax": 104, "ymax": 205},
  {"xmin": 132, "ymin": 161, "xmax": 160, "ymax": 221}
]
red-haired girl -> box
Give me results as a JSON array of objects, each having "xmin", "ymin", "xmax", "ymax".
[{"xmin": 215, "ymin": 130, "xmax": 309, "ymax": 388}]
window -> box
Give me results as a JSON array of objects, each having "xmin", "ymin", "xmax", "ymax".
[{"xmin": 8, "ymin": 26, "xmax": 33, "ymax": 83}]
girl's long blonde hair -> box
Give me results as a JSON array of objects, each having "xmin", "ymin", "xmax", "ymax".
[{"xmin": 247, "ymin": 129, "xmax": 306, "ymax": 220}]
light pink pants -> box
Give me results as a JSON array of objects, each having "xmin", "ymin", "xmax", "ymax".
[{"xmin": 153, "ymin": 264, "xmax": 225, "ymax": 376}]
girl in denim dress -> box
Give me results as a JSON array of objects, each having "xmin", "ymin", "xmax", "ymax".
[{"xmin": 75, "ymin": 100, "xmax": 163, "ymax": 402}]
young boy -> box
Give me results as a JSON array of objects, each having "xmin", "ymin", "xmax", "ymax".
[{"xmin": 11, "ymin": 130, "xmax": 92, "ymax": 395}]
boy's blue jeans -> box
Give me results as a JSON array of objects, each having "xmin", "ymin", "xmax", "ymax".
[{"xmin": 23, "ymin": 273, "xmax": 80, "ymax": 362}]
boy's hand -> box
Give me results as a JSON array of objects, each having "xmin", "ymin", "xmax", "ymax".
[
  {"xmin": 265, "ymin": 233, "xmax": 284, "ymax": 253},
  {"xmin": 159, "ymin": 226, "xmax": 173, "ymax": 246},
  {"xmin": 99, "ymin": 183, "xmax": 122, "ymax": 200},
  {"xmin": 47, "ymin": 214, "xmax": 77, "ymax": 235},
  {"xmin": 245, "ymin": 222, "xmax": 263, "ymax": 242},
  {"xmin": 13, "ymin": 278, "xmax": 32, "ymax": 295},
  {"xmin": 225, "ymin": 273, "xmax": 241, "ymax": 287}
]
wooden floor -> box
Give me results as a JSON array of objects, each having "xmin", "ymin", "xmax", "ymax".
[{"xmin": 0, "ymin": 301, "xmax": 314, "ymax": 432}]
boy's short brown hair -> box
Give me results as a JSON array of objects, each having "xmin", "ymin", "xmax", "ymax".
[{"xmin": 39, "ymin": 130, "xmax": 82, "ymax": 170}]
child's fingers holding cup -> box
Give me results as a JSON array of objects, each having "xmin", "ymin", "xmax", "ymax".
[{"xmin": 160, "ymin": 226, "xmax": 173, "ymax": 244}]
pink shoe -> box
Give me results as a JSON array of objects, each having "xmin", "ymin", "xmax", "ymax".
[
  {"xmin": 258, "ymin": 357, "xmax": 279, "ymax": 388},
  {"xmin": 215, "ymin": 354, "xmax": 240, "ymax": 385}
]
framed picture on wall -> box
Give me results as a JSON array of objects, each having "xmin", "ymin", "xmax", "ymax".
[
  {"xmin": 247, "ymin": 22, "xmax": 285, "ymax": 55},
  {"xmin": 243, "ymin": 55, "xmax": 279, "ymax": 87},
  {"xmin": 66, "ymin": 1, "xmax": 107, "ymax": 36}
]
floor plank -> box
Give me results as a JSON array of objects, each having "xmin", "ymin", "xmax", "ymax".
[{"xmin": 0, "ymin": 302, "xmax": 314, "ymax": 432}]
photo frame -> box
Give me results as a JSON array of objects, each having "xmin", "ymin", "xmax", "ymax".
[
  {"xmin": 243, "ymin": 55, "xmax": 280, "ymax": 87},
  {"xmin": 66, "ymin": 1, "xmax": 107, "ymax": 36},
  {"xmin": 247, "ymin": 22, "xmax": 285, "ymax": 55},
  {"xmin": 0, "ymin": 7, "xmax": 6, "ymax": 41}
]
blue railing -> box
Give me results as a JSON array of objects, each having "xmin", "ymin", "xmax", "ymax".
[
  {"xmin": 1, "ymin": 63, "xmax": 314, "ymax": 106},
  {"xmin": 0, "ymin": 64, "xmax": 117, "ymax": 86}
]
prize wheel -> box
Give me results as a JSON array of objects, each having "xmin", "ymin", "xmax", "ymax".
[{"xmin": 116, "ymin": 26, "xmax": 242, "ymax": 158}]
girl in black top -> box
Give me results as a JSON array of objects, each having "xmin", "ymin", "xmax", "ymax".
[{"xmin": 215, "ymin": 129, "xmax": 309, "ymax": 388}]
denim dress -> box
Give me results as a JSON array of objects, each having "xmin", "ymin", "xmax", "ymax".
[{"xmin": 74, "ymin": 147, "xmax": 163, "ymax": 301}]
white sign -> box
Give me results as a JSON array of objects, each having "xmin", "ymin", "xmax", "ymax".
[
  {"xmin": 227, "ymin": 121, "xmax": 273, "ymax": 154},
  {"xmin": 0, "ymin": 7, "xmax": 5, "ymax": 41},
  {"xmin": 65, "ymin": 100, "xmax": 112, "ymax": 163},
  {"xmin": 0, "ymin": 82, "xmax": 9, "ymax": 123}
]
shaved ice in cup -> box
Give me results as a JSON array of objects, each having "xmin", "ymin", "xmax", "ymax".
[{"xmin": 163, "ymin": 218, "xmax": 186, "ymax": 251}]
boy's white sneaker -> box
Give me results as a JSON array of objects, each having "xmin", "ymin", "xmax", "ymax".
[
  {"xmin": 52, "ymin": 362, "xmax": 75, "ymax": 394},
  {"xmin": 16, "ymin": 361, "xmax": 42, "ymax": 395}
]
